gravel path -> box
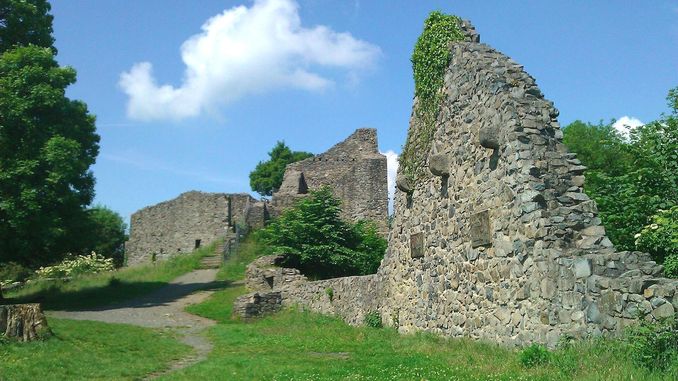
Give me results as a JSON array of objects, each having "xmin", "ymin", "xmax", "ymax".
[{"xmin": 47, "ymin": 268, "xmax": 223, "ymax": 378}]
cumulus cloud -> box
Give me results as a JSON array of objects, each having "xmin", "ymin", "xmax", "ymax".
[
  {"xmin": 119, "ymin": 0, "xmax": 380, "ymax": 121},
  {"xmin": 612, "ymin": 116, "xmax": 643, "ymax": 139},
  {"xmin": 381, "ymin": 150, "xmax": 399, "ymax": 214}
]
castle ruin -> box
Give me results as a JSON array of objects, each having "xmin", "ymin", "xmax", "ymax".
[
  {"xmin": 235, "ymin": 20, "xmax": 677, "ymax": 347},
  {"xmin": 126, "ymin": 128, "xmax": 389, "ymax": 264}
]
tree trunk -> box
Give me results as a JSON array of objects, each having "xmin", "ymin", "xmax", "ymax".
[{"xmin": 0, "ymin": 303, "xmax": 52, "ymax": 342}]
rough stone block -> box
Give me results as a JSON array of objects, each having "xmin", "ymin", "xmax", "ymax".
[{"xmin": 429, "ymin": 154, "xmax": 450, "ymax": 176}]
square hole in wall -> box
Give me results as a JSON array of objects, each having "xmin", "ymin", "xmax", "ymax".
[{"xmin": 195, "ymin": 239, "xmax": 201, "ymax": 249}]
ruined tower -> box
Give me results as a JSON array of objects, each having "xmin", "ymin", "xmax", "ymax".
[{"xmin": 271, "ymin": 128, "xmax": 389, "ymax": 236}]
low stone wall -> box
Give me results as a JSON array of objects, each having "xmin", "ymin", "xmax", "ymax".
[
  {"xmin": 280, "ymin": 274, "xmax": 380, "ymax": 326},
  {"xmin": 232, "ymin": 291, "xmax": 283, "ymax": 318},
  {"xmin": 234, "ymin": 256, "xmax": 379, "ymax": 325}
]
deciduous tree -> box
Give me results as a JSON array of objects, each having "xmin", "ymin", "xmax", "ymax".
[
  {"xmin": 0, "ymin": 46, "xmax": 99, "ymax": 266},
  {"xmin": 249, "ymin": 141, "xmax": 312, "ymax": 197}
]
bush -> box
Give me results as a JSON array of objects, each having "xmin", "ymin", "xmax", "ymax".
[
  {"xmin": 625, "ymin": 317, "xmax": 678, "ymax": 371},
  {"xmin": 364, "ymin": 311, "xmax": 382, "ymax": 328},
  {"xmin": 35, "ymin": 252, "xmax": 114, "ymax": 279},
  {"xmin": 519, "ymin": 344, "xmax": 551, "ymax": 368},
  {"xmin": 256, "ymin": 187, "xmax": 387, "ymax": 279},
  {"xmin": 635, "ymin": 206, "xmax": 678, "ymax": 272}
]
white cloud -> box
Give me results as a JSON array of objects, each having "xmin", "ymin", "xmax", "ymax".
[
  {"xmin": 119, "ymin": 0, "xmax": 380, "ymax": 121},
  {"xmin": 381, "ymin": 150, "xmax": 399, "ymax": 214},
  {"xmin": 612, "ymin": 116, "xmax": 643, "ymax": 139}
]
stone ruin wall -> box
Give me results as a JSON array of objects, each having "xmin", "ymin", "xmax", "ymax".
[
  {"xmin": 126, "ymin": 191, "xmax": 258, "ymax": 265},
  {"xmin": 235, "ymin": 21, "xmax": 677, "ymax": 348},
  {"xmin": 272, "ymin": 128, "xmax": 389, "ymax": 236}
]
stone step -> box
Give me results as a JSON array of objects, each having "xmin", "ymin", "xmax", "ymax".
[{"xmin": 199, "ymin": 255, "xmax": 222, "ymax": 269}]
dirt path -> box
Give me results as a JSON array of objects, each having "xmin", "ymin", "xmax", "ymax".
[{"xmin": 47, "ymin": 268, "xmax": 223, "ymax": 378}]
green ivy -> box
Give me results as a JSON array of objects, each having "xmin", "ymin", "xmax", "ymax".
[{"xmin": 401, "ymin": 11, "xmax": 464, "ymax": 183}]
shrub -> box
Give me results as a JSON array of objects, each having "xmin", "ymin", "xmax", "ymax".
[
  {"xmin": 519, "ymin": 344, "xmax": 551, "ymax": 368},
  {"xmin": 635, "ymin": 206, "xmax": 678, "ymax": 273},
  {"xmin": 35, "ymin": 252, "xmax": 114, "ymax": 279},
  {"xmin": 625, "ymin": 317, "xmax": 678, "ymax": 371},
  {"xmin": 256, "ymin": 187, "xmax": 387, "ymax": 279},
  {"xmin": 364, "ymin": 311, "xmax": 382, "ymax": 328},
  {"xmin": 325, "ymin": 287, "xmax": 334, "ymax": 302}
]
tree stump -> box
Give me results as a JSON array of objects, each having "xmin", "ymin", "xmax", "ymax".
[{"xmin": 0, "ymin": 303, "xmax": 52, "ymax": 342}]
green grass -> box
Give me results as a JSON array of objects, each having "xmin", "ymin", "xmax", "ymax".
[
  {"xmin": 5, "ymin": 242, "xmax": 216, "ymax": 310},
  {"xmin": 167, "ymin": 236, "xmax": 678, "ymax": 380},
  {"xmin": 0, "ymin": 318, "xmax": 190, "ymax": 381}
]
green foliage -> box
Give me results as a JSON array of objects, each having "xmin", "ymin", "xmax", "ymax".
[
  {"xmin": 401, "ymin": 11, "xmax": 463, "ymax": 182},
  {"xmin": 625, "ymin": 318, "xmax": 678, "ymax": 371},
  {"xmin": 635, "ymin": 206, "xmax": 678, "ymax": 273},
  {"xmin": 363, "ymin": 311, "xmax": 383, "ymax": 328},
  {"xmin": 83, "ymin": 205, "xmax": 128, "ymax": 266},
  {"xmin": 0, "ymin": 45, "xmax": 100, "ymax": 267},
  {"xmin": 562, "ymin": 120, "xmax": 632, "ymax": 176},
  {"xmin": 0, "ymin": 0, "xmax": 55, "ymax": 53},
  {"xmin": 563, "ymin": 87, "xmax": 678, "ymax": 253},
  {"xmin": 256, "ymin": 187, "xmax": 387, "ymax": 278},
  {"xmin": 664, "ymin": 254, "xmax": 678, "ymax": 279},
  {"xmin": 249, "ymin": 141, "xmax": 313, "ymax": 196},
  {"xmin": 325, "ymin": 287, "xmax": 334, "ymax": 302},
  {"xmin": 519, "ymin": 343, "xmax": 551, "ymax": 368}
]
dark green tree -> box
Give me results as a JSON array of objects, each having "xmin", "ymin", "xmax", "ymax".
[
  {"xmin": 0, "ymin": 46, "xmax": 100, "ymax": 266},
  {"xmin": 256, "ymin": 187, "xmax": 387, "ymax": 278},
  {"xmin": 562, "ymin": 120, "xmax": 632, "ymax": 176},
  {"xmin": 83, "ymin": 205, "xmax": 128, "ymax": 267},
  {"xmin": 0, "ymin": 0, "xmax": 55, "ymax": 53},
  {"xmin": 249, "ymin": 141, "xmax": 313, "ymax": 197}
]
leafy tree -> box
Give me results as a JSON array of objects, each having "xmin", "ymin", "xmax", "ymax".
[
  {"xmin": 256, "ymin": 187, "xmax": 386, "ymax": 278},
  {"xmin": 0, "ymin": 46, "xmax": 99, "ymax": 266},
  {"xmin": 563, "ymin": 87, "xmax": 678, "ymax": 253},
  {"xmin": 562, "ymin": 120, "xmax": 632, "ymax": 176},
  {"xmin": 83, "ymin": 206, "xmax": 128, "ymax": 267},
  {"xmin": 0, "ymin": 0, "xmax": 55, "ymax": 53},
  {"xmin": 249, "ymin": 141, "xmax": 313, "ymax": 197}
]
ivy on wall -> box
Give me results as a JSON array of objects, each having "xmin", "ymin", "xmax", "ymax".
[{"xmin": 400, "ymin": 11, "xmax": 464, "ymax": 183}]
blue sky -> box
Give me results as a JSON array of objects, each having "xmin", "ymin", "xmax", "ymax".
[{"xmin": 49, "ymin": 0, "xmax": 678, "ymax": 222}]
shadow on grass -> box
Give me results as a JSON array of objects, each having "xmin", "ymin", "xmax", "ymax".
[{"xmin": 8, "ymin": 278, "xmax": 232, "ymax": 312}]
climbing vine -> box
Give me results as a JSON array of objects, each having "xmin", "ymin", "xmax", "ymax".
[{"xmin": 401, "ymin": 12, "xmax": 464, "ymax": 182}]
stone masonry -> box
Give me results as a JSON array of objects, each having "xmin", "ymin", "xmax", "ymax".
[
  {"xmin": 126, "ymin": 191, "xmax": 263, "ymax": 265},
  {"xmin": 234, "ymin": 20, "xmax": 677, "ymax": 348},
  {"xmin": 272, "ymin": 128, "xmax": 389, "ymax": 236}
]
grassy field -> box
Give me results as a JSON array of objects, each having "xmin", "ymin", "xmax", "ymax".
[
  {"xmin": 169, "ymin": 237, "xmax": 678, "ymax": 381},
  {"xmin": 0, "ymin": 318, "xmax": 190, "ymax": 380},
  {"xmin": 5, "ymin": 242, "xmax": 215, "ymax": 310}
]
